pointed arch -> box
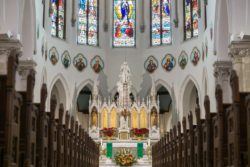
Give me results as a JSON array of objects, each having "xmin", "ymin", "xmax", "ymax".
[
  {"xmin": 47, "ymin": 73, "xmax": 70, "ymax": 112},
  {"xmin": 179, "ymin": 75, "xmax": 201, "ymax": 125},
  {"xmin": 155, "ymin": 79, "xmax": 172, "ymax": 98},
  {"xmin": 76, "ymin": 79, "xmax": 94, "ymax": 97},
  {"xmin": 110, "ymin": 107, "xmax": 117, "ymax": 128},
  {"xmin": 131, "ymin": 107, "xmax": 138, "ymax": 128},
  {"xmin": 140, "ymin": 107, "xmax": 147, "ymax": 128}
]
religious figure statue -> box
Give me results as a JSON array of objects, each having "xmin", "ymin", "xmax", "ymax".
[
  {"xmin": 91, "ymin": 109, "xmax": 98, "ymax": 129},
  {"xmin": 151, "ymin": 109, "xmax": 158, "ymax": 129},
  {"xmin": 120, "ymin": 109, "xmax": 129, "ymax": 129}
]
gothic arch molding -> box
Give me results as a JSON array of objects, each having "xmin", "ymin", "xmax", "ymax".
[
  {"xmin": 47, "ymin": 73, "xmax": 70, "ymax": 112},
  {"xmin": 179, "ymin": 75, "xmax": 201, "ymax": 124}
]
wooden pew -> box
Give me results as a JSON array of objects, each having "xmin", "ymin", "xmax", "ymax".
[
  {"xmin": 0, "ymin": 74, "xmax": 7, "ymax": 167},
  {"xmin": 187, "ymin": 112, "xmax": 195, "ymax": 167},
  {"xmin": 3, "ymin": 51, "xmax": 23, "ymax": 167},
  {"xmin": 194, "ymin": 105, "xmax": 203, "ymax": 167},
  {"xmin": 69, "ymin": 116, "xmax": 75, "ymax": 167},
  {"xmin": 177, "ymin": 122, "xmax": 182, "ymax": 167},
  {"xmin": 74, "ymin": 122, "xmax": 78, "ymax": 167},
  {"xmin": 246, "ymin": 95, "xmax": 250, "ymax": 167},
  {"xmin": 212, "ymin": 85, "xmax": 228, "ymax": 167},
  {"xmin": 63, "ymin": 111, "xmax": 70, "ymax": 167},
  {"xmin": 227, "ymin": 70, "xmax": 248, "ymax": 166},
  {"xmin": 182, "ymin": 117, "xmax": 188, "ymax": 167},
  {"xmin": 57, "ymin": 104, "xmax": 64, "ymax": 167},
  {"xmin": 19, "ymin": 69, "xmax": 38, "ymax": 167},
  {"xmin": 173, "ymin": 126, "xmax": 178, "ymax": 167},
  {"xmin": 203, "ymin": 96, "xmax": 216, "ymax": 167},
  {"xmin": 36, "ymin": 84, "xmax": 49, "ymax": 167},
  {"xmin": 48, "ymin": 95, "xmax": 57, "ymax": 167}
]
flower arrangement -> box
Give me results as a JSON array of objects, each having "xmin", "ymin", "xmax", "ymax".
[
  {"xmin": 101, "ymin": 128, "xmax": 116, "ymax": 137},
  {"xmin": 115, "ymin": 148, "xmax": 137, "ymax": 166},
  {"xmin": 131, "ymin": 128, "xmax": 149, "ymax": 137}
]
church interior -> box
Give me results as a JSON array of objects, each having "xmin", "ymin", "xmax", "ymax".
[{"xmin": 0, "ymin": 0, "xmax": 250, "ymax": 166}]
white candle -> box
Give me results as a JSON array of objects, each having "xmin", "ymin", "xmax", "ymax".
[
  {"xmin": 148, "ymin": 139, "xmax": 150, "ymax": 146},
  {"xmin": 100, "ymin": 138, "xmax": 103, "ymax": 146}
]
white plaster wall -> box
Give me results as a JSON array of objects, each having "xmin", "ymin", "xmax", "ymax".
[
  {"xmin": 6, "ymin": 0, "xmax": 247, "ymax": 127},
  {"xmin": 30, "ymin": 0, "xmax": 219, "ymax": 123}
]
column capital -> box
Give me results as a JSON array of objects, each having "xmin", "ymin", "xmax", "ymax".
[
  {"xmin": 229, "ymin": 40, "xmax": 250, "ymax": 59},
  {"xmin": 0, "ymin": 33, "xmax": 22, "ymax": 75},
  {"xmin": 213, "ymin": 61, "xmax": 232, "ymax": 81},
  {"xmin": 18, "ymin": 59, "xmax": 37, "ymax": 80}
]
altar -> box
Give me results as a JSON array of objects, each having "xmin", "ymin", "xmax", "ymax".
[
  {"xmin": 88, "ymin": 61, "xmax": 160, "ymax": 142},
  {"xmin": 99, "ymin": 140, "xmax": 152, "ymax": 167}
]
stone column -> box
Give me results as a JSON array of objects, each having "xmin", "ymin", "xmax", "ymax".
[
  {"xmin": 214, "ymin": 60, "xmax": 232, "ymax": 103},
  {"xmin": 229, "ymin": 40, "xmax": 250, "ymax": 92}
]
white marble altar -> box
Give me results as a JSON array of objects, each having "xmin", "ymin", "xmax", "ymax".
[{"xmin": 88, "ymin": 62, "xmax": 160, "ymax": 141}]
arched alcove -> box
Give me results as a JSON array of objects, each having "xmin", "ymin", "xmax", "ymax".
[
  {"xmin": 156, "ymin": 85, "xmax": 172, "ymax": 136},
  {"xmin": 50, "ymin": 79, "xmax": 67, "ymax": 120},
  {"xmin": 182, "ymin": 80, "xmax": 199, "ymax": 125},
  {"xmin": 76, "ymin": 86, "xmax": 92, "ymax": 130}
]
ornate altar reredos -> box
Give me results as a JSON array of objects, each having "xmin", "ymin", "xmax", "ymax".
[{"xmin": 89, "ymin": 62, "xmax": 160, "ymax": 141}]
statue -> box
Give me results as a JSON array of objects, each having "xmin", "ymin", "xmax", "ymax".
[
  {"xmin": 120, "ymin": 109, "xmax": 129, "ymax": 129},
  {"xmin": 91, "ymin": 109, "xmax": 98, "ymax": 129},
  {"xmin": 151, "ymin": 108, "xmax": 158, "ymax": 129}
]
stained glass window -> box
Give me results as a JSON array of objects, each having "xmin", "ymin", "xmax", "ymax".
[
  {"xmin": 50, "ymin": 0, "xmax": 66, "ymax": 39},
  {"xmin": 184, "ymin": 0, "xmax": 199, "ymax": 40},
  {"xmin": 113, "ymin": 0, "xmax": 136, "ymax": 47},
  {"xmin": 151, "ymin": 0, "xmax": 172, "ymax": 46},
  {"xmin": 77, "ymin": 0, "xmax": 99, "ymax": 46}
]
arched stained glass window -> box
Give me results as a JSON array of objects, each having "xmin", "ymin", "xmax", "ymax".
[
  {"xmin": 184, "ymin": 0, "xmax": 199, "ymax": 40},
  {"xmin": 151, "ymin": 0, "xmax": 172, "ymax": 46},
  {"xmin": 51, "ymin": 0, "xmax": 66, "ymax": 39},
  {"xmin": 77, "ymin": 0, "xmax": 99, "ymax": 46},
  {"xmin": 113, "ymin": 0, "xmax": 136, "ymax": 47}
]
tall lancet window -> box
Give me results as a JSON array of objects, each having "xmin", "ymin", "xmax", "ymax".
[
  {"xmin": 51, "ymin": 0, "xmax": 66, "ymax": 39},
  {"xmin": 151, "ymin": 0, "xmax": 172, "ymax": 46},
  {"xmin": 184, "ymin": 0, "xmax": 199, "ymax": 40},
  {"xmin": 113, "ymin": 0, "xmax": 136, "ymax": 47},
  {"xmin": 77, "ymin": 0, "xmax": 99, "ymax": 46}
]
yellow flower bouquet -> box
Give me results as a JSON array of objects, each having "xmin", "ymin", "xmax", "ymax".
[{"xmin": 114, "ymin": 148, "xmax": 137, "ymax": 166}]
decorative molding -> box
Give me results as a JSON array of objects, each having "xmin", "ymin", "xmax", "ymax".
[
  {"xmin": 18, "ymin": 59, "xmax": 37, "ymax": 80},
  {"xmin": 0, "ymin": 33, "xmax": 22, "ymax": 56},
  {"xmin": 213, "ymin": 61, "xmax": 232, "ymax": 83},
  {"xmin": 229, "ymin": 40, "xmax": 250, "ymax": 59}
]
